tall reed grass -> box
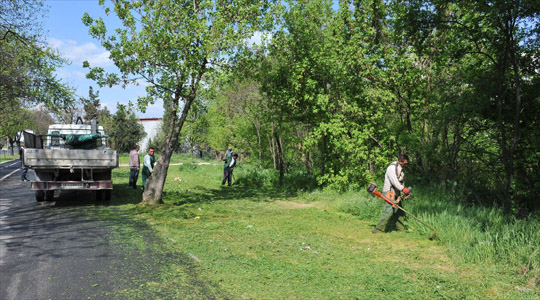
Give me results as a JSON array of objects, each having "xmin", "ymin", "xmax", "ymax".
[
  {"xmin": 358, "ymin": 184, "xmax": 539, "ymax": 280},
  {"xmin": 235, "ymin": 167, "xmax": 539, "ymax": 281}
]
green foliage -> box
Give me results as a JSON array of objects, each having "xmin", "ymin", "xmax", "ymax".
[
  {"xmin": 200, "ymin": 0, "xmax": 540, "ymax": 214},
  {"xmin": 0, "ymin": 107, "xmax": 35, "ymax": 142},
  {"xmin": 251, "ymin": 0, "xmax": 398, "ymax": 187},
  {"xmin": 80, "ymin": 0, "xmax": 540, "ymax": 212},
  {"xmin": 206, "ymin": 76, "xmax": 277, "ymax": 168},
  {"xmin": 105, "ymin": 103, "xmax": 146, "ymax": 152},
  {"xmin": 390, "ymin": 0, "xmax": 540, "ymax": 212},
  {"xmin": 0, "ymin": 0, "xmax": 74, "ymax": 143},
  {"xmin": 80, "ymin": 86, "xmax": 102, "ymax": 122},
  {"xmin": 83, "ymin": 0, "xmax": 278, "ymax": 204}
]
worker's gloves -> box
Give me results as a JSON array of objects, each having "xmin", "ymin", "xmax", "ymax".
[{"xmin": 402, "ymin": 188, "xmax": 410, "ymax": 195}]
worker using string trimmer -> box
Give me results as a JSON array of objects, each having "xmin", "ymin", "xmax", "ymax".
[{"xmin": 372, "ymin": 154, "xmax": 411, "ymax": 234}]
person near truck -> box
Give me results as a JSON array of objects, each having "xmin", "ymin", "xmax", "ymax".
[
  {"xmin": 372, "ymin": 154, "xmax": 411, "ymax": 234},
  {"xmin": 222, "ymin": 152, "xmax": 238, "ymax": 186},
  {"xmin": 129, "ymin": 145, "xmax": 140, "ymax": 189},
  {"xmin": 142, "ymin": 147, "xmax": 155, "ymax": 191},
  {"xmin": 225, "ymin": 146, "xmax": 233, "ymax": 157},
  {"xmin": 20, "ymin": 143, "xmax": 29, "ymax": 182}
]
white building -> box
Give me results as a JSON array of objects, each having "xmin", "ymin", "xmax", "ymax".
[{"xmin": 138, "ymin": 118, "xmax": 162, "ymax": 152}]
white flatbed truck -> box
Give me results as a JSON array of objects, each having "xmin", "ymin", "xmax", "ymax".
[{"xmin": 22, "ymin": 121, "xmax": 118, "ymax": 202}]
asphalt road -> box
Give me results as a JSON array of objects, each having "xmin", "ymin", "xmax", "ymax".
[{"xmin": 0, "ymin": 159, "xmax": 224, "ymax": 300}]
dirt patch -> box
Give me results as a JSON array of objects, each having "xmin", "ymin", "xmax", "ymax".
[{"xmin": 275, "ymin": 200, "xmax": 317, "ymax": 209}]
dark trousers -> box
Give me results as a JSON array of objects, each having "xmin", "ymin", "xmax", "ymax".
[
  {"xmin": 129, "ymin": 168, "xmax": 139, "ymax": 188},
  {"xmin": 222, "ymin": 168, "xmax": 233, "ymax": 186},
  {"xmin": 21, "ymin": 167, "xmax": 28, "ymax": 181},
  {"xmin": 375, "ymin": 190, "xmax": 406, "ymax": 232}
]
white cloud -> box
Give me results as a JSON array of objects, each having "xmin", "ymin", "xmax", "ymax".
[{"xmin": 48, "ymin": 37, "xmax": 113, "ymax": 67}]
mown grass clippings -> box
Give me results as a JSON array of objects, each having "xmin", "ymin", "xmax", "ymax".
[{"xmin": 101, "ymin": 160, "xmax": 539, "ymax": 299}]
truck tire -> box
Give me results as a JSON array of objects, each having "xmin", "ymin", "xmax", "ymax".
[
  {"xmin": 45, "ymin": 190, "xmax": 54, "ymax": 201},
  {"xmin": 35, "ymin": 191, "xmax": 45, "ymax": 202}
]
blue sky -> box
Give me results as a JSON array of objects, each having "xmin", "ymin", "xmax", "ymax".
[
  {"xmin": 43, "ymin": 1, "xmax": 339, "ymax": 119},
  {"xmin": 43, "ymin": 0, "xmax": 162, "ymax": 118}
]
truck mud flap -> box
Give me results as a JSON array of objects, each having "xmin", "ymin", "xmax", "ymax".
[{"xmin": 30, "ymin": 181, "xmax": 113, "ymax": 190}]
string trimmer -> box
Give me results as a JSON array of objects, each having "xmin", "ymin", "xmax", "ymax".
[{"xmin": 367, "ymin": 183, "xmax": 438, "ymax": 240}]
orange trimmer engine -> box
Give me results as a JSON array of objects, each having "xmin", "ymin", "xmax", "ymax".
[
  {"xmin": 366, "ymin": 182, "xmax": 439, "ymax": 239},
  {"xmin": 367, "ymin": 182, "xmax": 395, "ymax": 206}
]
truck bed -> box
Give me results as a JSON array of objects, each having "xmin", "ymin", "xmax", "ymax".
[{"xmin": 23, "ymin": 149, "xmax": 118, "ymax": 169}]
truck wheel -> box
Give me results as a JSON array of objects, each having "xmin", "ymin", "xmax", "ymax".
[
  {"xmin": 45, "ymin": 191, "xmax": 54, "ymax": 201},
  {"xmin": 35, "ymin": 191, "xmax": 45, "ymax": 202}
]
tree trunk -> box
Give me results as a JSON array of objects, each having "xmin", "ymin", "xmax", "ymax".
[
  {"xmin": 495, "ymin": 17, "xmax": 522, "ymax": 211},
  {"xmin": 8, "ymin": 137, "xmax": 15, "ymax": 156},
  {"xmin": 275, "ymin": 130, "xmax": 284, "ymax": 185},
  {"xmin": 256, "ymin": 123, "xmax": 262, "ymax": 169},
  {"xmin": 504, "ymin": 26, "xmax": 522, "ymax": 211},
  {"xmin": 142, "ymin": 95, "xmax": 196, "ymax": 205},
  {"xmin": 270, "ymin": 122, "xmax": 277, "ymax": 169}
]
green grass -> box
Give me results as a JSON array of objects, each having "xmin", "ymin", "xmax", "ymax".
[
  {"xmin": 0, "ymin": 154, "xmax": 17, "ymax": 162},
  {"xmin": 105, "ymin": 160, "xmax": 539, "ymax": 299}
]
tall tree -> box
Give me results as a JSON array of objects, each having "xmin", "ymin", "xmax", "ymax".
[
  {"xmin": 182, "ymin": 99, "xmax": 210, "ymax": 158},
  {"xmin": 259, "ymin": 0, "xmax": 395, "ymax": 187},
  {"xmin": 0, "ymin": 0, "xmax": 74, "ymax": 143},
  {"xmin": 107, "ymin": 103, "xmax": 146, "ymax": 153},
  {"xmin": 396, "ymin": 0, "xmax": 540, "ymax": 211},
  {"xmin": 0, "ymin": 106, "xmax": 34, "ymax": 154},
  {"xmin": 80, "ymin": 86, "xmax": 101, "ymax": 122},
  {"xmin": 32, "ymin": 106, "xmax": 56, "ymax": 135},
  {"xmin": 212, "ymin": 77, "xmax": 271, "ymax": 168},
  {"xmin": 83, "ymin": 0, "xmax": 275, "ymax": 204},
  {"xmin": 55, "ymin": 103, "xmax": 84, "ymax": 125}
]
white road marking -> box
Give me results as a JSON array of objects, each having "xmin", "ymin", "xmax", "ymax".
[
  {"xmin": 0, "ymin": 199, "xmax": 13, "ymax": 266},
  {"xmin": 0, "ymin": 159, "xmax": 18, "ymax": 166},
  {"xmin": 0, "ymin": 169, "xmax": 20, "ymax": 182}
]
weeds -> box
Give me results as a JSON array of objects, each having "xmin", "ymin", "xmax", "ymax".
[{"xmin": 107, "ymin": 161, "xmax": 539, "ymax": 299}]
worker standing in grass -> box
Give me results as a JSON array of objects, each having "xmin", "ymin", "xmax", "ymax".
[
  {"xmin": 225, "ymin": 146, "xmax": 233, "ymax": 158},
  {"xmin": 128, "ymin": 145, "xmax": 140, "ymax": 189},
  {"xmin": 142, "ymin": 147, "xmax": 155, "ymax": 191},
  {"xmin": 372, "ymin": 154, "xmax": 411, "ymax": 234},
  {"xmin": 222, "ymin": 153, "xmax": 238, "ymax": 186}
]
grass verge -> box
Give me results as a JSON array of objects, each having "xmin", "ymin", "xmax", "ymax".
[
  {"xmin": 0, "ymin": 154, "xmax": 17, "ymax": 162},
  {"xmin": 104, "ymin": 160, "xmax": 538, "ymax": 299}
]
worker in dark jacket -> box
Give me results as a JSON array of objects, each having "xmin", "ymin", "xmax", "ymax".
[
  {"xmin": 142, "ymin": 147, "xmax": 155, "ymax": 191},
  {"xmin": 222, "ymin": 153, "xmax": 238, "ymax": 186},
  {"xmin": 20, "ymin": 143, "xmax": 29, "ymax": 181}
]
